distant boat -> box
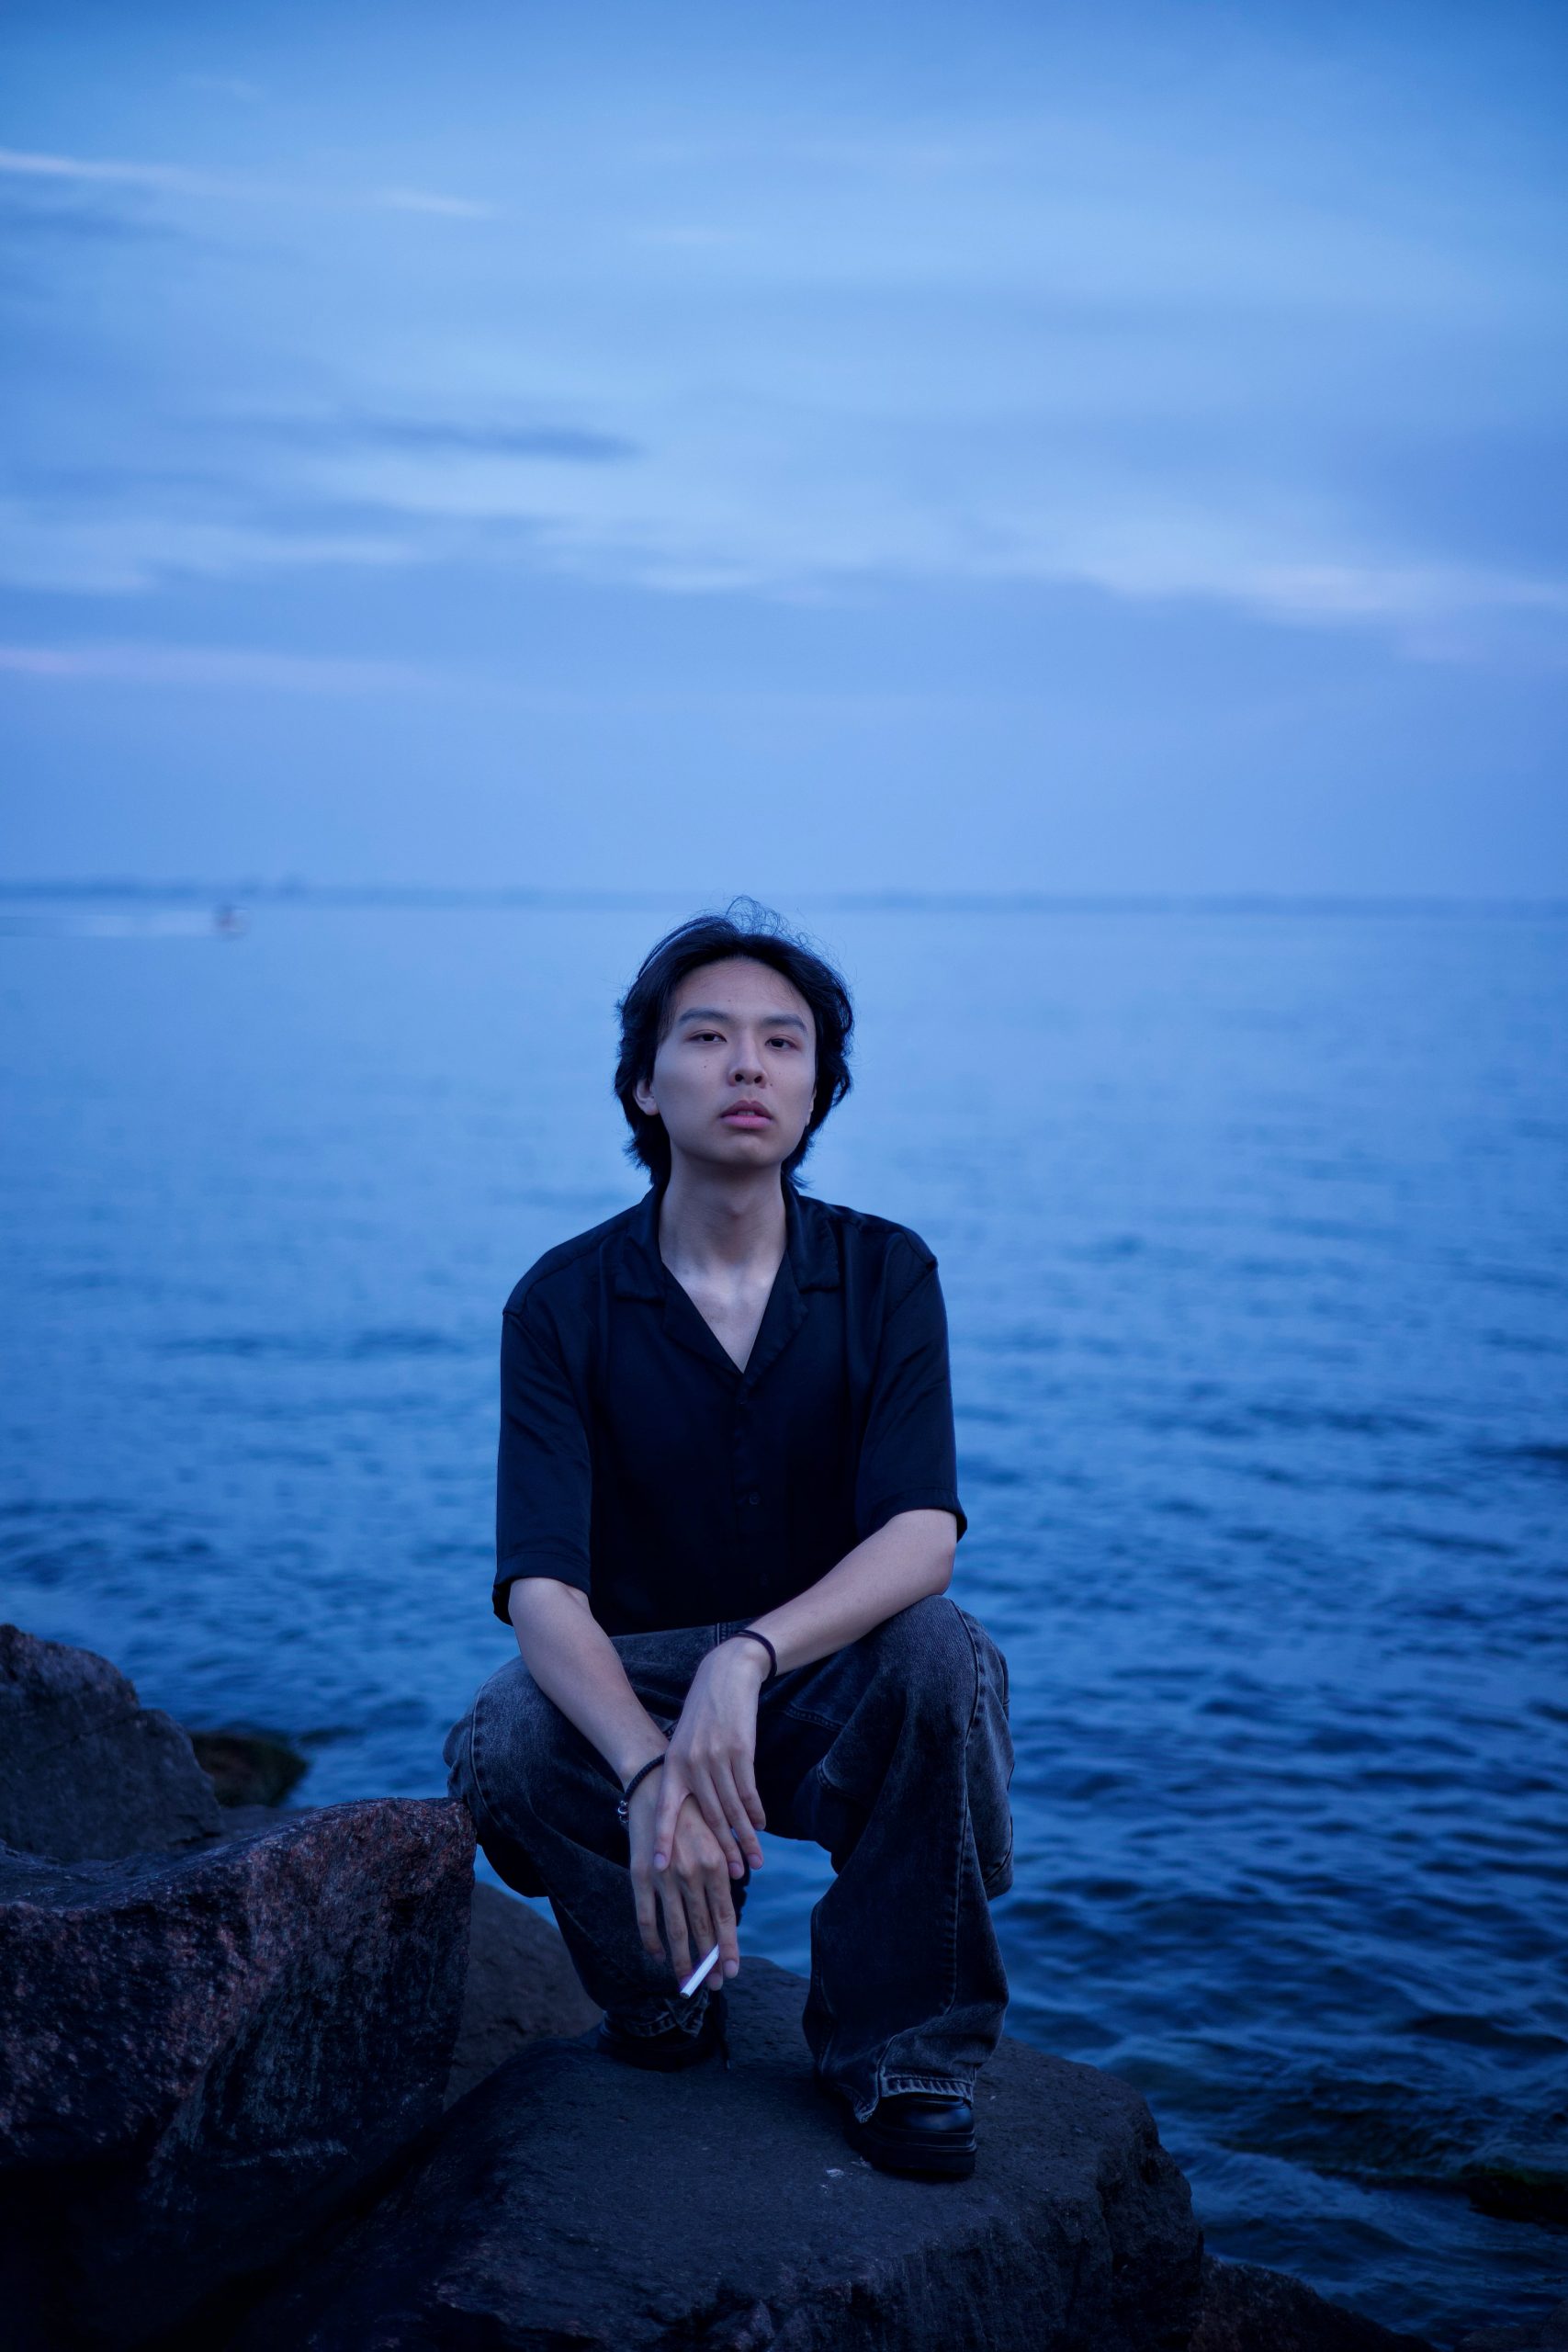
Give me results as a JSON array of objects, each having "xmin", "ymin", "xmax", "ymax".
[{"xmin": 213, "ymin": 904, "xmax": 249, "ymax": 938}]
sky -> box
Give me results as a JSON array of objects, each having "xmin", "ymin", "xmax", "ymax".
[{"xmin": 2, "ymin": 0, "xmax": 1565, "ymax": 897}]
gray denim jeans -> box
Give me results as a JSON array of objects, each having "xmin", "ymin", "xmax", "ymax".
[{"xmin": 444, "ymin": 1592, "xmax": 1014, "ymax": 2122}]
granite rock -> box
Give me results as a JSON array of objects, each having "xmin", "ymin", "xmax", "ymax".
[
  {"xmin": 238, "ymin": 1952, "xmax": 1201, "ymax": 2352},
  {"xmin": 445, "ymin": 1881, "xmax": 600, "ymax": 2106},
  {"xmin": 0, "ymin": 1622, "xmax": 222, "ymax": 1860},
  {"xmin": 0, "ymin": 1796, "xmax": 475, "ymax": 2348},
  {"xmin": 1190, "ymin": 2257, "xmax": 1437, "ymax": 2351}
]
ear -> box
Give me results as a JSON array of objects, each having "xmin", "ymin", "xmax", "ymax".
[{"xmin": 633, "ymin": 1076, "xmax": 659, "ymax": 1117}]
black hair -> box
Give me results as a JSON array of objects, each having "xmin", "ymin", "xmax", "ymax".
[{"xmin": 614, "ymin": 897, "xmax": 853, "ymax": 1189}]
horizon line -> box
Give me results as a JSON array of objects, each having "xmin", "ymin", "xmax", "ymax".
[{"xmin": 1, "ymin": 880, "xmax": 1565, "ymax": 916}]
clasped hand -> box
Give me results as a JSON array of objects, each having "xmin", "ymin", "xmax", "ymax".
[{"xmin": 626, "ymin": 1638, "xmax": 768, "ymax": 1988}]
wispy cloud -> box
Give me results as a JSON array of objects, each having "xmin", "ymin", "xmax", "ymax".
[
  {"xmin": 257, "ymin": 412, "xmax": 638, "ymax": 463},
  {"xmin": 0, "ymin": 642, "xmax": 434, "ymax": 692},
  {"xmin": 373, "ymin": 187, "xmax": 495, "ymax": 220},
  {"xmin": 0, "ymin": 499, "xmax": 420, "ymax": 594},
  {"xmin": 0, "ymin": 146, "xmax": 495, "ymax": 220}
]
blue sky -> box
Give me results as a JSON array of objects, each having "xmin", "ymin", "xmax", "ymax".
[{"xmin": 3, "ymin": 0, "xmax": 1564, "ymax": 894}]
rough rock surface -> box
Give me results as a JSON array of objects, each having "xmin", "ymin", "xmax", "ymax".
[
  {"xmin": 1456, "ymin": 2300, "xmax": 1568, "ymax": 2352},
  {"xmin": 1191, "ymin": 2257, "xmax": 1437, "ymax": 2352},
  {"xmin": 0, "ymin": 1622, "xmax": 222, "ymax": 1860},
  {"xmin": 0, "ymin": 1796, "xmax": 475, "ymax": 2349},
  {"xmin": 445, "ymin": 1881, "xmax": 600, "ymax": 2105},
  {"xmin": 238, "ymin": 1952, "xmax": 1201, "ymax": 2352}
]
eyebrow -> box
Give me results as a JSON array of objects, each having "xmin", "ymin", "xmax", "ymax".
[{"xmin": 675, "ymin": 1005, "xmax": 810, "ymax": 1033}]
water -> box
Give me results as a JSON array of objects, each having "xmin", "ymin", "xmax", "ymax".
[{"xmin": 2, "ymin": 896, "xmax": 1564, "ymax": 2343}]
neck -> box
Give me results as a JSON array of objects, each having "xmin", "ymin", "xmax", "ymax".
[{"xmin": 656, "ymin": 1159, "xmax": 788, "ymax": 1277}]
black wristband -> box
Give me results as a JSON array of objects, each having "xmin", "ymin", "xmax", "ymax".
[
  {"xmin": 616, "ymin": 1752, "xmax": 665, "ymax": 1826},
  {"xmin": 733, "ymin": 1626, "xmax": 778, "ymax": 1686}
]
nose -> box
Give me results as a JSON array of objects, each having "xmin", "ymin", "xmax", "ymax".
[{"xmin": 730, "ymin": 1042, "xmax": 763, "ymax": 1084}]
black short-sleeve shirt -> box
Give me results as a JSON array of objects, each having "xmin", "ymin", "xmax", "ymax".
[{"xmin": 493, "ymin": 1182, "xmax": 967, "ymax": 1635}]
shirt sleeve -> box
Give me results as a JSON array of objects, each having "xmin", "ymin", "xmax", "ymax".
[
  {"xmin": 492, "ymin": 1293, "xmax": 594, "ymax": 1623},
  {"xmin": 853, "ymin": 1243, "xmax": 968, "ymax": 1544}
]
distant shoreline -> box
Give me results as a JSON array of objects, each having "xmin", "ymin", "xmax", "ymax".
[{"xmin": 2, "ymin": 880, "xmax": 1565, "ymax": 917}]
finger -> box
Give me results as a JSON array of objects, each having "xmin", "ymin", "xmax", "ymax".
[
  {"xmin": 677, "ymin": 1870, "xmax": 716, "ymax": 1976},
  {"xmin": 736, "ymin": 1758, "xmax": 767, "ymax": 1836},
  {"xmin": 713, "ymin": 1759, "xmax": 765, "ymax": 1872},
  {"xmin": 706, "ymin": 1871, "xmax": 740, "ymax": 1980},
  {"xmin": 632, "ymin": 1866, "xmax": 661, "ymax": 1960},
  {"xmin": 651, "ymin": 1774, "xmax": 684, "ymax": 1872},
  {"xmin": 686, "ymin": 1760, "xmax": 735, "ymax": 1853},
  {"xmin": 659, "ymin": 1874, "xmax": 693, "ymax": 1984}
]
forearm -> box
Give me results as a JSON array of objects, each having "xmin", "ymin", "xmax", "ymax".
[
  {"xmin": 743, "ymin": 1508, "xmax": 956, "ymax": 1678},
  {"xmin": 505, "ymin": 1577, "xmax": 667, "ymax": 1783}
]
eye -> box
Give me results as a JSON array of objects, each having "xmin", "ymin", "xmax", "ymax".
[{"xmin": 768, "ymin": 1036, "xmax": 798, "ymax": 1049}]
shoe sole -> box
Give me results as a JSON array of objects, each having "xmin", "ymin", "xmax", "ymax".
[{"xmin": 844, "ymin": 2110, "xmax": 977, "ymax": 2179}]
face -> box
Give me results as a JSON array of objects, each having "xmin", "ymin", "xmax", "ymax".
[{"xmin": 633, "ymin": 956, "xmax": 818, "ymax": 1181}]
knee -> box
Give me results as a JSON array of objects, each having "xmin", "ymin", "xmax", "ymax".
[
  {"xmin": 460, "ymin": 1656, "xmax": 565, "ymax": 1836},
  {"xmin": 872, "ymin": 1593, "xmax": 979, "ymax": 1724}
]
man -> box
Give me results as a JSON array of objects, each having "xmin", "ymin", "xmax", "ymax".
[{"xmin": 445, "ymin": 904, "xmax": 1014, "ymax": 2178}]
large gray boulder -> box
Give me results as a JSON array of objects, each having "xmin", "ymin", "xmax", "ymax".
[
  {"xmin": 0, "ymin": 1623, "xmax": 222, "ymax": 1860},
  {"xmin": 238, "ymin": 1953, "xmax": 1201, "ymax": 2352},
  {"xmin": 0, "ymin": 1796, "xmax": 475, "ymax": 2348}
]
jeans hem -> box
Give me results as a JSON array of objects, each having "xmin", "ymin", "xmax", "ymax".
[
  {"xmin": 879, "ymin": 2071, "xmax": 975, "ymax": 2099},
  {"xmin": 604, "ymin": 1984, "xmax": 712, "ymax": 2038},
  {"xmin": 831, "ymin": 2069, "xmax": 977, "ymax": 2123}
]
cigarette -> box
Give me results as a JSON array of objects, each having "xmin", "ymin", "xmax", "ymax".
[{"xmin": 679, "ymin": 1940, "xmax": 722, "ymax": 1998}]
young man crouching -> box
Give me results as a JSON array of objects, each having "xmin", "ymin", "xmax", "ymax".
[{"xmin": 446, "ymin": 903, "xmax": 1014, "ymax": 2177}]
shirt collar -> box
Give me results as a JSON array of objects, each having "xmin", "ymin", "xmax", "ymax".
[{"xmin": 611, "ymin": 1181, "xmax": 840, "ymax": 1300}]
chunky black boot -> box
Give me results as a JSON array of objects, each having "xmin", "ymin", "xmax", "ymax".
[{"xmin": 840, "ymin": 2088, "xmax": 977, "ymax": 2179}]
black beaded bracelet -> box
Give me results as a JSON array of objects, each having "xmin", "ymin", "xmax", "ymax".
[
  {"xmin": 616, "ymin": 1752, "xmax": 665, "ymax": 1826},
  {"xmin": 733, "ymin": 1626, "xmax": 778, "ymax": 1686}
]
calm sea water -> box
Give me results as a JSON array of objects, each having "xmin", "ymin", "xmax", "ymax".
[{"xmin": 2, "ymin": 898, "xmax": 1564, "ymax": 2342}]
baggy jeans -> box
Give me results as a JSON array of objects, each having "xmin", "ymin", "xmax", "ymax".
[{"xmin": 443, "ymin": 1592, "xmax": 1015, "ymax": 2122}]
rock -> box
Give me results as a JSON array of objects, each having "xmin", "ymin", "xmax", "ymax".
[
  {"xmin": 237, "ymin": 1953, "xmax": 1201, "ymax": 2352},
  {"xmin": 1190, "ymin": 2257, "xmax": 1438, "ymax": 2352},
  {"xmin": 1460, "ymin": 2163, "xmax": 1568, "ymax": 2226},
  {"xmin": 0, "ymin": 1623, "xmax": 222, "ymax": 1860},
  {"xmin": 0, "ymin": 1796, "xmax": 475, "ymax": 2348},
  {"xmin": 1456, "ymin": 2300, "xmax": 1568, "ymax": 2352},
  {"xmin": 445, "ymin": 1881, "xmax": 600, "ymax": 2105},
  {"xmin": 187, "ymin": 1726, "xmax": 310, "ymax": 1809}
]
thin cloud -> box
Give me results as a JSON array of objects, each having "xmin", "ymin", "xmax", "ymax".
[
  {"xmin": 260, "ymin": 412, "xmax": 638, "ymax": 464},
  {"xmin": 374, "ymin": 187, "xmax": 496, "ymax": 220},
  {"xmin": 0, "ymin": 642, "xmax": 434, "ymax": 692},
  {"xmin": 0, "ymin": 499, "xmax": 421, "ymax": 594},
  {"xmin": 0, "ymin": 146, "xmax": 494, "ymax": 220}
]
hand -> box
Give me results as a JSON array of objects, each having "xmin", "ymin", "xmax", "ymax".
[
  {"xmin": 652, "ymin": 1638, "xmax": 769, "ymax": 1886},
  {"xmin": 626, "ymin": 1775, "xmax": 740, "ymax": 1987}
]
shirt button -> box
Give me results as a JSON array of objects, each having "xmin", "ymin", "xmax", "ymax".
[{"xmin": 745, "ymin": 1491, "xmax": 761, "ymax": 1508}]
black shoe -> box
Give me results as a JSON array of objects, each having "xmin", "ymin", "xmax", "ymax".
[
  {"xmin": 840, "ymin": 2089, "xmax": 977, "ymax": 2179},
  {"xmin": 596, "ymin": 1987, "xmax": 729, "ymax": 2073}
]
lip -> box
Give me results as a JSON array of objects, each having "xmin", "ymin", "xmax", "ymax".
[{"xmin": 720, "ymin": 1102, "xmax": 773, "ymax": 1124}]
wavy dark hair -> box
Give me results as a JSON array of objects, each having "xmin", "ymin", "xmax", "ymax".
[{"xmin": 614, "ymin": 899, "xmax": 853, "ymax": 1189}]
